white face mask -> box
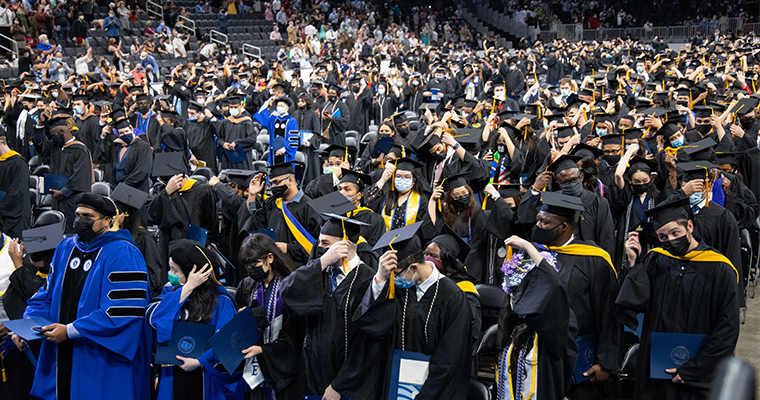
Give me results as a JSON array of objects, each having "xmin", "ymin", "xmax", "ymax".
[{"xmin": 276, "ymin": 106, "xmax": 288, "ymax": 115}]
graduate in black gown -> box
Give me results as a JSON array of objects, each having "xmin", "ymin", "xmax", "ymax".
[
  {"xmin": 303, "ymin": 145, "xmax": 354, "ymax": 199},
  {"xmin": 96, "ymin": 114, "xmax": 154, "ymax": 193},
  {"xmin": 339, "ymin": 169, "xmax": 386, "ymax": 246},
  {"xmin": 279, "ymin": 215, "xmax": 392, "ymax": 400},
  {"xmin": 615, "ymin": 198, "xmax": 740, "ymax": 400},
  {"xmin": 364, "ymin": 157, "xmax": 430, "ymax": 232},
  {"xmin": 72, "ymin": 94, "xmax": 103, "ymax": 155},
  {"xmin": 211, "ymin": 169, "xmax": 253, "ymax": 283},
  {"xmin": 318, "ymin": 85, "xmax": 350, "ymax": 147},
  {"xmin": 238, "ymin": 162, "xmax": 322, "ymax": 266},
  {"xmin": 293, "ymin": 93, "xmax": 322, "ymax": 183},
  {"xmin": 0, "ymin": 129, "xmax": 31, "ymax": 238},
  {"xmin": 34, "ymin": 112, "xmax": 93, "ymax": 234},
  {"xmin": 219, "ymin": 96, "xmax": 259, "ymax": 169},
  {"xmin": 368, "ymin": 225, "xmax": 472, "ymax": 400},
  {"xmin": 345, "ymin": 76, "xmax": 372, "ymax": 135},
  {"xmin": 185, "ymin": 101, "xmax": 218, "ymax": 173},
  {"xmin": 128, "ymin": 93, "xmax": 162, "ymax": 150}
]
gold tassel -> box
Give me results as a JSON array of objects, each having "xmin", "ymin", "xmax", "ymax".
[
  {"xmin": 385, "ymin": 234, "xmax": 401, "ymax": 299},
  {"xmin": 506, "ymin": 245, "xmax": 513, "ymax": 260}
]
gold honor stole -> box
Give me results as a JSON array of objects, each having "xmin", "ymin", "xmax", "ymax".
[
  {"xmin": 276, "ymin": 198, "xmax": 316, "ymax": 254},
  {"xmin": 179, "ymin": 179, "xmax": 198, "ymax": 192},
  {"xmin": 547, "ymin": 244, "xmax": 617, "ymax": 279},
  {"xmin": 456, "ymin": 281, "xmax": 479, "ymax": 295},
  {"xmin": 648, "ymin": 248, "xmax": 739, "ymax": 284},
  {"xmin": 503, "ymin": 334, "xmax": 539, "ymax": 400},
  {"xmin": 0, "ymin": 150, "xmax": 19, "ymax": 162},
  {"xmin": 381, "ymin": 191, "xmax": 421, "ymax": 232}
]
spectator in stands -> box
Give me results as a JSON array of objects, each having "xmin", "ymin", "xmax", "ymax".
[
  {"xmin": 52, "ymin": 2, "xmax": 69, "ymax": 41},
  {"xmin": 143, "ymin": 20, "xmax": 156, "ymax": 37},
  {"xmin": 199, "ymin": 42, "xmax": 215, "ymax": 62},
  {"xmin": 71, "ymin": 12, "xmax": 88, "ymax": 46},
  {"xmin": 172, "ymin": 31, "xmax": 188, "ymax": 58},
  {"xmin": 35, "ymin": 33, "xmax": 55, "ymax": 55},
  {"xmin": 272, "ymin": 0, "xmax": 280, "ymax": 12},
  {"xmin": 0, "ymin": 2, "xmax": 13, "ymax": 49},
  {"xmin": 157, "ymin": 36, "xmax": 173, "ymax": 56},
  {"xmin": 75, "ymin": 46, "xmax": 92, "ymax": 74},
  {"xmin": 81, "ymin": 0, "xmax": 94, "ymax": 22},
  {"xmin": 287, "ymin": 20, "xmax": 298, "ymax": 43},
  {"xmin": 270, "ymin": 24, "xmax": 281, "ymax": 40},
  {"xmin": 33, "ymin": 5, "xmax": 51, "ymax": 38},
  {"xmin": 156, "ymin": 19, "xmax": 171, "ymax": 36},
  {"xmin": 107, "ymin": 37, "xmax": 123, "ymax": 66},
  {"xmin": 588, "ymin": 13, "xmax": 599, "ymax": 29},
  {"xmin": 140, "ymin": 51, "xmax": 159, "ymax": 80},
  {"xmin": 48, "ymin": 51, "xmax": 72, "ymax": 82},
  {"xmin": 105, "ymin": 8, "xmax": 120, "ymax": 40},
  {"xmin": 10, "ymin": 16, "xmax": 26, "ymax": 51},
  {"xmin": 130, "ymin": 38, "xmax": 141, "ymax": 56},
  {"xmin": 275, "ymin": 6, "xmax": 286, "ymax": 33},
  {"xmin": 195, "ymin": 0, "xmax": 207, "ymax": 13},
  {"xmin": 17, "ymin": 47, "xmax": 30, "ymax": 74},
  {"xmin": 217, "ymin": 7, "xmax": 227, "ymax": 34},
  {"xmin": 117, "ymin": 1, "xmax": 130, "ymax": 33}
]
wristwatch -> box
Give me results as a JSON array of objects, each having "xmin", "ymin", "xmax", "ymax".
[{"xmin": 453, "ymin": 142, "xmax": 461, "ymax": 150}]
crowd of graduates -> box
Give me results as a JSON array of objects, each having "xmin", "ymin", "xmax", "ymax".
[{"xmin": 0, "ymin": 14, "xmax": 757, "ymax": 400}]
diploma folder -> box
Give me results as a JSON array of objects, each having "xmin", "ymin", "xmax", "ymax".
[
  {"xmin": 154, "ymin": 321, "xmax": 215, "ymax": 365},
  {"xmin": 650, "ymin": 332, "xmax": 707, "ymax": 379},
  {"xmin": 224, "ymin": 146, "xmax": 248, "ymax": 164},
  {"xmin": 3, "ymin": 317, "xmax": 55, "ymax": 341},
  {"xmin": 388, "ymin": 349, "xmax": 430, "ymax": 400},
  {"xmin": 573, "ymin": 333, "xmax": 596, "ymax": 383},
  {"xmin": 209, "ymin": 307, "xmax": 261, "ymax": 374},
  {"xmin": 43, "ymin": 173, "xmax": 69, "ymax": 194},
  {"xmin": 370, "ymin": 136, "xmax": 395, "ymax": 158},
  {"xmin": 187, "ymin": 224, "xmax": 209, "ymax": 246}
]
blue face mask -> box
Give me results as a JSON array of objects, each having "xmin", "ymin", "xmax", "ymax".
[
  {"xmin": 120, "ymin": 132, "xmax": 134, "ymax": 144},
  {"xmin": 560, "ymin": 89, "xmax": 571, "ymax": 97},
  {"xmin": 670, "ymin": 137, "xmax": 684, "ymax": 148},
  {"xmin": 689, "ymin": 191, "xmax": 703, "ymax": 206},
  {"xmin": 596, "ymin": 128, "xmax": 608, "ymax": 137},
  {"xmin": 276, "ymin": 106, "xmax": 288, "ymax": 115},
  {"xmin": 73, "ymin": 106, "xmax": 84, "ymax": 115},
  {"xmin": 323, "ymin": 166, "xmax": 338, "ymax": 175},
  {"xmin": 716, "ymin": 73, "xmax": 723, "ymax": 79},
  {"xmin": 394, "ymin": 271, "xmax": 415, "ymax": 288},
  {"xmin": 187, "ymin": 115, "xmax": 198, "ymax": 121},
  {"xmin": 394, "ymin": 177, "xmax": 413, "ymax": 193},
  {"xmin": 168, "ymin": 272, "xmax": 182, "ymax": 288},
  {"xmin": 229, "ymin": 108, "xmax": 240, "ymax": 117},
  {"xmin": 636, "ymin": 66, "xmax": 645, "ymax": 73}
]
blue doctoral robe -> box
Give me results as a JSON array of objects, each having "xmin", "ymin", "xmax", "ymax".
[
  {"xmin": 146, "ymin": 284, "xmax": 244, "ymax": 400},
  {"xmin": 24, "ymin": 230, "xmax": 152, "ymax": 400},
  {"xmin": 253, "ymin": 106, "xmax": 299, "ymax": 164}
]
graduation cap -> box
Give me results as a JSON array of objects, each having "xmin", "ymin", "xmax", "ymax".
[
  {"xmin": 92, "ymin": 100, "xmax": 112, "ymax": 110},
  {"xmin": 322, "ymin": 144, "xmax": 357, "ymax": 163},
  {"xmin": 74, "ymin": 192, "xmax": 118, "ymax": 217},
  {"xmin": 113, "ymin": 118, "xmax": 131, "ymax": 130},
  {"xmin": 539, "ymin": 191, "xmax": 584, "ymax": 218},
  {"xmin": 658, "ymin": 122, "xmax": 683, "ymax": 140},
  {"xmin": 571, "ymin": 143, "xmax": 603, "ymax": 159},
  {"xmin": 593, "ymin": 113, "xmax": 616, "ymax": 125},
  {"xmin": 319, "ymin": 213, "xmax": 369, "ymax": 243},
  {"xmin": 453, "ymin": 129, "xmax": 481, "ymax": 152},
  {"xmin": 394, "ymin": 157, "xmax": 423, "ymax": 172},
  {"xmin": 494, "ymin": 183, "xmax": 522, "ymax": 199},
  {"xmin": 268, "ymin": 161, "xmax": 302, "ymax": 178},
  {"xmin": 160, "ymin": 109, "xmax": 180, "ymax": 118},
  {"xmin": 431, "ymin": 224, "xmax": 470, "ymax": 263},
  {"xmin": 440, "ymin": 172, "xmax": 468, "ymax": 192},
  {"xmin": 274, "ymin": 96, "xmax": 293, "ymax": 108},
  {"xmin": 152, "ymin": 152, "xmax": 189, "ymax": 177},
  {"xmin": 677, "ymin": 161, "xmax": 719, "ymax": 182},
  {"xmin": 308, "ymin": 190, "xmax": 356, "ymax": 216},
  {"xmin": 547, "ymin": 154, "xmax": 582, "ymax": 173},
  {"xmin": 339, "ymin": 168, "xmax": 371, "ymax": 189},
  {"xmin": 553, "ymin": 125, "xmax": 577, "ymax": 139},
  {"xmin": 729, "ymin": 97, "xmax": 759, "ymax": 114},
  {"xmin": 577, "ymin": 88, "xmax": 595, "ymax": 98},
  {"xmin": 680, "ymin": 138, "xmax": 717, "ymax": 161},
  {"xmin": 227, "ymin": 95, "xmax": 244, "ymax": 105},
  {"xmin": 372, "ymin": 221, "xmax": 424, "ymax": 267},
  {"xmin": 653, "ymin": 91, "xmax": 671, "ymax": 101},
  {"xmin": 626, "ymin": 156, "xmax": 658, "ymax": 175},
  {"xmin": 222, "ymin": 169, "xmax": 255, "ymax": 188},
  {"xmin": 693, "ymin": 105, "xmax": 719, "ymax": 117},
  {"xmin": 21, "ymin": 222, "xmax": 64, "ymax": 254},
  {"xmin": 188, "ymin": 101, "xmax": 205, "ymax": 111},
  {"xmin": 391, "ymin": 112, "xmax": 408, "ymax": 124},
  {"xmin": 135, "ymin": 93, "xmax": 152, "ymax": 102},
  {"xmin": 715, "ymin": 151, "xmax": 741, "ymax": 166},
  {"xmin": 72, "ymin": 93, "xmax": 89, "ymax": 102},
  {"xmin": 645, "ymin": 197, "xmax": 691, "ymax": 230},
  {"xmin": 110, "ymin": 182, "xmax": 149, "ymax": 210}
]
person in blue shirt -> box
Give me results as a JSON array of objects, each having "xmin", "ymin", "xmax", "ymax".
[
  {"xmin": 34, "ymin": 34, "xmax": 56, "ymax": 56},
  {"xmin": 217, "ymin": 8, "xmax": 228, "ymax": 34},
  {"xmin": 104, "ymin": 9, "xmax": 120, "ymax": 39},
  {"xmin": 140, "ymin": 52, "xmax": 160, "ymax": 81},
  {"xmin": 156, "ymin": 19, "xmax": 171, "ymax": 36},
  {"xmin": 254, "ymin": 95, "xmax": 299, "ymax": 165},
  {"xmin": 146, "ymin": 239, "xmax": 243, "ymax": 400}
]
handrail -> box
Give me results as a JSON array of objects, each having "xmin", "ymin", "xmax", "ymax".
[
  {"xmin": 176, "ymin": 15, "xmax": 196, "ymax": 35},
  {"xmin": 0, "ymin": 32, "xmax": 17, "ymax": 55},
  {"xmin": 209, "ymin": 30, "xmax": 228, "ymax": 46},
  {"xmin": 146, "ymin": 0, "xmax": 163, "ymax": 20},
  {"xmin": 242, "ymin": 43, "xmax": 261, "ymax": 59}
]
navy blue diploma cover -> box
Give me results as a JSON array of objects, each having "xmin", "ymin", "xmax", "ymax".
[
  {"xmin": 154, "ymin": 321, "xmax": 215, "ymax": 365},
  {"xmin": 573, "ymin": 333, "xmax": 596, "ymax": 383},
  {"xmin": 650, "ymin": 332, "xmax": 707, "ymax": 379},
  {"xmin": 209, "ymin": 307, "xmax": 261, "ymax": 374},
  {"xmin": 388, "ymin": 349, "xmax": 431, "ymax": 400}
]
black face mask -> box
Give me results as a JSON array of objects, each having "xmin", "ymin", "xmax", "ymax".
[
  {"xmin": 271, "ymin": 184, "xmax": 289, "ymax": 198},
  {"xmin": 328, "ymin": 95, "xmax": 338, "ymax": 102},
  {"xmin": 314, "ymin": 246, "xmax": 328, "ymax": 259},
  {"xmin": 631, "ymin": 181, "xmax": 651, "ymax": 194},
  {"xmin": 397, "ymin": 127, "xmax": 409, "ymax": 137},
  {"xmin": 451, "ymin": 194, "xmax": 470, "ymax": 211},
  {"xmin": 560, "ymin": 177, "xmax": 583, "ymax": 196},
  {"xmin": 531, "ymin": 223, "xmax": 565, "ymax": 245},
  {"xmin": 603, "ymin": 154, "xmax": 621, "ymax": 165},
  {"xmin": 311, "ymin": 91, "xmax": 320, "ymax": 99},
  {"xmin": 740, "ymin": 117, "xmax": 755, "ymax": 129},
  {"xmin": 695, "ymin": 124, "xmax": 712, "ymax": 135},
  {"xmin": 661, "ymin": 234, "xmax": 692, "ymax": 256},
  {"xmin": 51, "ymin": 133, "xmax": 65, "ymax": 148},
  {"xmin": 351, "ymin": 86, "xmax": 360, "ymax": 93},
  {"xmin": 247, "ymin": 263, "xmax": 268, "ymax": 281},
  {"xmin": 137, "ymin": 105, "xmax": 150, "ymax": 114},
  {"xmin": 432, "ymin": 149, "xmax": 446, "ymax": 162},
  {"xmin": 75, "ymin": 217, "xmax": 106, "ymax": 244},
  {"xmin": 299, "ymin": 104, "xmax": 306, "ymax": 110}
]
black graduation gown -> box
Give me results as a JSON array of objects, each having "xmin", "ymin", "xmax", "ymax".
[
  {"xmin": 734, "ymin": 147, "xmax": 760, "ymax": 208},
  {"xmin": 517, "ymin": 189, "xmax": 617, "ymax": 259},
  {"xmin": 611, "ymin": 186, "xmax": 664, "ymax": 269},
  {"xmin": 371, "ymin": 93, "xmax": 401, "ymax": 124},
  {"xmin": 184, "ymin": 117, "xmax": 218, "ymax": 173},
  {"xmin": 319, "ymin": 100, "xmax": 350, "ymax": 147},
  {"xmin": 684, "ymin": 129, "xmax": 735, "ymax": 153},
  {"xmin": 431, "ymin": 209, "xmax": 487, "ymax": 280},
  {"xmin": 346, "ymin": 89, "xmax": 373, "ymax": 134},
  {"xmin": 96, "ymin": 135, "xmax": 154, "ymax": 193},
  {"xmin": 304, "ymin": 173, "xmax": 336, "ymax": 199},
  {"xmin": 720, "ymin": 171, "xmax": 758, "ymax": 231},
  {"xmin": 0, "ymin": 151, "xmax": 31, "ymax": 238},
  {"xmin": 134, "ymin": 228, "xmax": 164, "ymax": 298},
  {"xmin": 2, "ymin": 256, "xmax": 46, "ymax": 319},
  {"xmin": 148, "ymin": 180, "xmax": 219, "ymax": 265},
  {"xmin": 280, "ymin": 259, "xmax": 390, "ymax": 400},
  {"xmin": 293, "ymin": 108, "xmax": 322, "ymax": 183},
  {"xmin": 219, "ymin": 115, "xmax": 258, "ymax": 169},
  {"xmin": 129, "ymin": 112, "xmax": 162, "ymax": 150},
  {"xmin": 74, "ymin": 114, "xmax": 102, "ymax": 154},
  {"xmin": 237, "ymin": 191, "xmax": 322, "ymax": 266},
  {"xmin": 555, "ymin": 240, "xmax": 621, "ymax": 398},
  {"xmin": 509, "ymin": 258, "xmax": 579, "ymax": 400},
  {"xmin": 614, "ymin": 241, "xmax": 740, "ymax": 400},
  {"xmin": 213, "ymin": 183, "xmax": 246, "ymax": 283},
  {"xmin": 348, "ymin": 208, "xmax": 385, "ymax": 247},
  {"xmin": 49, "ymin": 141, "xmax": 93, "ymax": 234}
]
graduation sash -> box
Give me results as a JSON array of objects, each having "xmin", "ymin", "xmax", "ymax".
[
  {"xmin": 499, "ymin": 334, "xmax": 539, "ymax": 400},
  {"xmin": 179, "ymin": 179, "xmax": 197, "ymax": 192},
  {"xmin": 0, "ymin": 150, "xmax": 19, "ymax": 162},
  {"xmin": 648, "ymin": 248, "xmax": 739, "ymax": 284},
  {"xmin": 276, "ymin": 198, "xmax": 315, "ymax": 254},
  {"xmin": 381, "ymin": 191, "xmax": 421, "ymax": 231},
  {"xmin": 347, "ymin": 207, "xmax": 374, "ymax": 218},
  {"xmin": 547, "ymin": 243, "xmax": 617, "ymax": 278}
]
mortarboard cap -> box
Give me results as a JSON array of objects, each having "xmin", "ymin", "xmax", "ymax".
[
  {"xmin": 554, "ymin": 125, "xmax": 577, "ymax": 139},
  {"xmin": 372, "ymin": 221, "xmax": 423, "ymax": 264},
  {"xmin": 626, "ymin": 156, "xmax": 658, "ymax": 175},
  {"xmin": 645, "ymin": 197, "xmax": 691, "ymax": 230},
  {"xmin": 111, "ymin": 183, "xmax": 149, "ymax": 210},
  {"xmin": 188, "ymin": 101, "xmax": 205, "ymax": 111},
  {"xmin": 539, "ymin": 191, "xmax": 585, "ymax": 218},
  {"xmin": 394, "ymin": 157, "xmax": 423, "ymax": 172},
  {"xmin": 729, "ymin": 97, "xmax": 759, "ymax": 114},
  {"xmin": 681, "ymin": 138, "xmax": 717, "ymax": 161},
  {"xmin": 547, "ymin": 154, "xmax": 582, "ymax": 173},
  {"xmin": 319, "ymin": 213, "xmax": 369, "ymax": 243},
  {"xmin": 431, "ymin": 224, "xmax": 471, "ymax": 263},
  {"xmin": 308, "ymin": 190, "xmax": 357, "ymax": 216},
  {"xmin": 135, "ymin": 93, "xmax": 151, "ymax": 102},
  {"xmin": 339, "ymin": 168, "xmax": 371, "ymax": 188},
  {"xmin": 440, "ymin": 172, "xmax": 468, "ymax": 192},
  {"xmin": 268, "ymin": 161, "xmax": 301, "ymax": 178},
  {"xmin": 222, "ymin": 169, "xmax": 255, "ymax": 188},
  {"xmin": 152, "ymin": 152, "xmax": 189, "ymax": 177},
  {"xmin": 677, "ymin": 161, "xmax": 719, "ymax": 182},
  {"xmin": 572, "ymin": 143, "xmax": 603, "ymax": 159},
  {"xmin": 322, "ymin": 144, "xmax": 357, "ymax": 162},
  {"xmin": 716, "ymin": 151, "xmax": 741, "ymax": 166},
  {"xmin": 74, "ymin": 192, "xmax": 118, "ymax": 217},
  {"xmin": 21, "ymin": 222, "xmax": 64, "ymax": 254}
]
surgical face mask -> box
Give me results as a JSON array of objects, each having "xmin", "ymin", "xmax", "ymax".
[
  {"xmin": 394, "ymin": 270, "xmax": 416, "ymax": 288},
  {"xmin": 509, "ymin": 65, "xmax": 516, "ymax": 71},
  {"xmin": 271, "ymin": 183, "xmax": 289, "ymax": 198},
  {"xmin": 560, "ymin": 89, "xmax": 571, "ymax": 97},
  {"xmin": 636, "ymin": 66, "xmax": 645, "ymax": 73},
  {"xmin": 396, "ymin": 81, "xmax": 403, "ymax": 87},
  {"xmin": 595, "ymin": 128, "xmax": 608, "ymax": 137},
  {"xmin": 670, "ymin": 137, "xmax": 684, "ymax": 148},
  {"xmin": 412, "ymin": 80, "xmax": 419, "ymax": 86},
  {"xmin": 497, "ymin": 144, "xmax": 506, "ymax": 154},
  {"xmin": 51, "ymin": 91, "xmax": 58, "ymax": 98},
  {"xmin": 603, "ymin": 154, "xmax": 621, "ymax": 165},
  {"xmin": 716, "ymin": 73, "xmax": 723, "ymax": 79},
  {"xmin": 323, "ymin": 165, "xmax": 338, "ymax": 175},
  {"xmin": 661, "ymin": 234, "xmax": 691, "ymax": 257},
  {"xmin": 229, "ymin": 108, "xmax": 240, "ymax": 117},
  {"xmin": 631, "ymin": 181, "xmax": 651, "ymax": 194},
  {"xmin": 276, "ymin": 106, "xmax": 288, "ymax": 115},
  {"xmin": 394, "ymin": 177, "xmax": 413, "ymax": 193},
  {"xmin": 560, "ymin": 177, "xmax": 583, "ymax": 196},
  {"xmin": 73, "ymin": 106, "xmax": 84, "ymax": 115},
  {"xmin": 378, "ymin": 87, "xmax": 386, "ymax": 95},
  {"xmin": 495, "ymin": 92, "xmax": 506, "ymax": 101},
  {"xmin": 168, "ymin": 272, "xmax": 182, "ymax": 288},
  {"xmin": 187, "ymin": 115, "xmax": 198, "ymax": 121},
  {"xmin": 473, "ymin": 66, "xmax": 479, "ymax": 71},
  {"xmin": 531, "ymin": 223, "xmax": 564, "ymax": 245},
  {"xmin": 695, "ymin": 124, "xmax": 712, "ymax": 134},
  {"xmin": 689, "ymin": 191, "xmax": 704, "ymax": 206},
  {"xmin": 56, "ymin": 57, "xmax": 62, "ymax": 62},
  {"xmin": 240, "ymin": 79, "xmax": 248, "ymax": 87}
]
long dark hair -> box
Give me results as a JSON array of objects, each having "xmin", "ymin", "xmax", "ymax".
[
  {"xmin": 115, "ymin": 203, "xmax": 147, "ymax": 238},
  {"xmin": 174, "ymin": 246, "xmax": 222, "ymax": 324},
  {"xmin": 578, "ymin": 157, "xmax": 601, "ymax": 194},
  {"xmin": 368, "ymin": 122, "xmax": 396, "ymax": 155},
  {"xmin": 383, "ymin": 169, "xmax": 425, "ymax": 215},
  {"xmin": 442, "ymin": 185, "xmax": 477, "ymax": 228},
  {"xmin": 498, "ymin": 299, "xmax": 536, "ymax": 374},
  {"xmin": 434, "ymin": 241, "xmax": 477, "ymax": 283},
  {"xmin": 238, "ymin": 233, "xmax": 295, "ymax": 280}
]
